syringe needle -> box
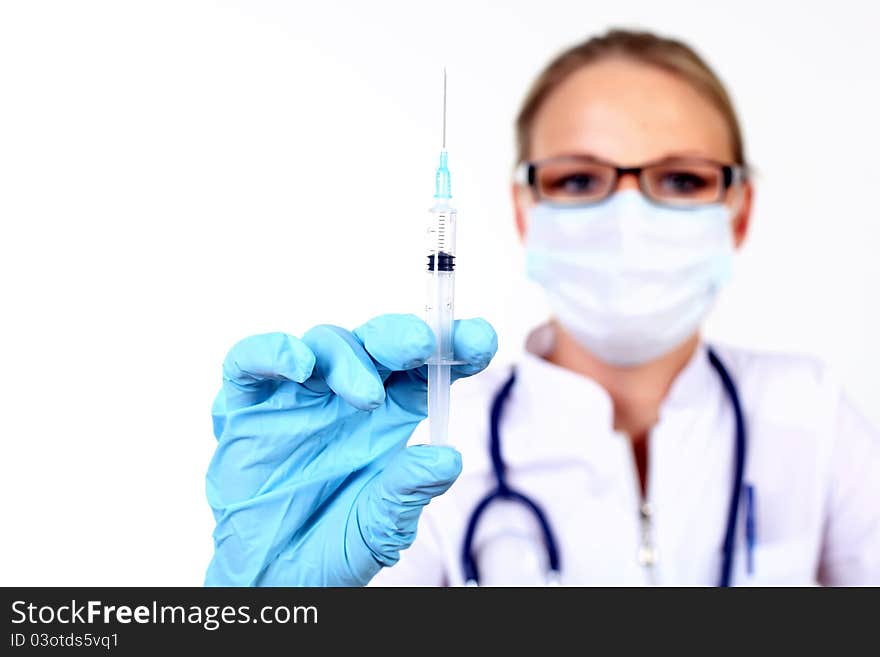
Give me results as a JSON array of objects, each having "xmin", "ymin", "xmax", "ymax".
[{"xmin": 442, "ymin": 67, "xmax": 447, "ymax": 150}]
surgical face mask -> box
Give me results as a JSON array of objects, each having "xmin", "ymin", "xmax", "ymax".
[{"xmin": 525, "ymin": 190, "xmax": 735, "ymax": 366}]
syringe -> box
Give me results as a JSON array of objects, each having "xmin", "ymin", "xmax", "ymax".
[{"xmin": 425, "ymin": 69, "xmax": 459, "ymax": 445}]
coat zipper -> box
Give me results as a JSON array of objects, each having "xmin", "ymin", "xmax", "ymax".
[
  {"xmin": 619, "ymin": 430, "xmax": 658, "ymax": 584},
  {"xmin": 637, "ymin": 499, "xmax": 658, "ymax": 584}
]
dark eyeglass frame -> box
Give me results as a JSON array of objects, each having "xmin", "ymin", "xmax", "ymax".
[{"xmin": 514, "ymin": 154, "xmax": 748, "ymax": 208}]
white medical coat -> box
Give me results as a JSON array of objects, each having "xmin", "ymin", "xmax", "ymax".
[{"xmin": 372, "ymin": 326, "xmax": 880, "ymax": 586}]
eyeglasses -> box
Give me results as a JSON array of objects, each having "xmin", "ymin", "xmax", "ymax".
[{"xmin": 515, "ymin": 155, "xmax": 746, "ymax": 208}]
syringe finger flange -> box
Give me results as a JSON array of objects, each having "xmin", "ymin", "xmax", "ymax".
[{"xmin": 424, "ymin": 357, "xmax": 467, "ymax": 365}]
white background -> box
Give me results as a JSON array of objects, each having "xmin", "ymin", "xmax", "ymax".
[{"xmin": 1, "ymin": 0, "xmax": 878, "ymax": 585}]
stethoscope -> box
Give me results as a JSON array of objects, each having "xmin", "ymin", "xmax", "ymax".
[{"xmin": 461, "ymin": 346, "xmax": 752, "ymax": 586}]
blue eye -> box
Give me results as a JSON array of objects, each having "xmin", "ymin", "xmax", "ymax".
[
  {"xmin": 659, "ymin": 172, "xmax": 710, "ymax": 194},
  {"xmin": 557, "ymin": 173, "xmax": 598, "ymax": 194}
]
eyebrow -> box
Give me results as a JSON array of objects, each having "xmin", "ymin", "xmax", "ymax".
[
  {"xmin": 535, "ymin": 150, "xmax": 724, "ymax": 166},
  {"xmin": 662, "ymin": 149, "xmax": 721, "ymax": 161}
]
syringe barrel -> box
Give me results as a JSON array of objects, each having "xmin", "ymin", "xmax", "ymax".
[{"xmin": 426, "ymin": 203, "xmax": 457, "ymax": 272}]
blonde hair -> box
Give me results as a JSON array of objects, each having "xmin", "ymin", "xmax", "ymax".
[{"xmin": 515, "ymin": 29, "xmax": 746, "ymax": 165}]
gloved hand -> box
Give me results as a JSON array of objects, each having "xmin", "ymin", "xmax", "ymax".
[{"xmin": 205, "ymin": 313, "xmax": 497, "ymax": 586}]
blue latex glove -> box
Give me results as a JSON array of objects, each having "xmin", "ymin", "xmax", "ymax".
[{"xmin": 206, "ymin": 313, "xmax": 497, "ymax": 586}]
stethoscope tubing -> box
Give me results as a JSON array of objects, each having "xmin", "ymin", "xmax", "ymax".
[{"xmin": 461, "ymin": 346, "xmax": 746, "ymax": 587}]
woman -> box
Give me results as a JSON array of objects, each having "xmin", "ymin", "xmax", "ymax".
[{"xmin": 205, "ymin": 29, "xmax": 879, "ymax": 586}]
